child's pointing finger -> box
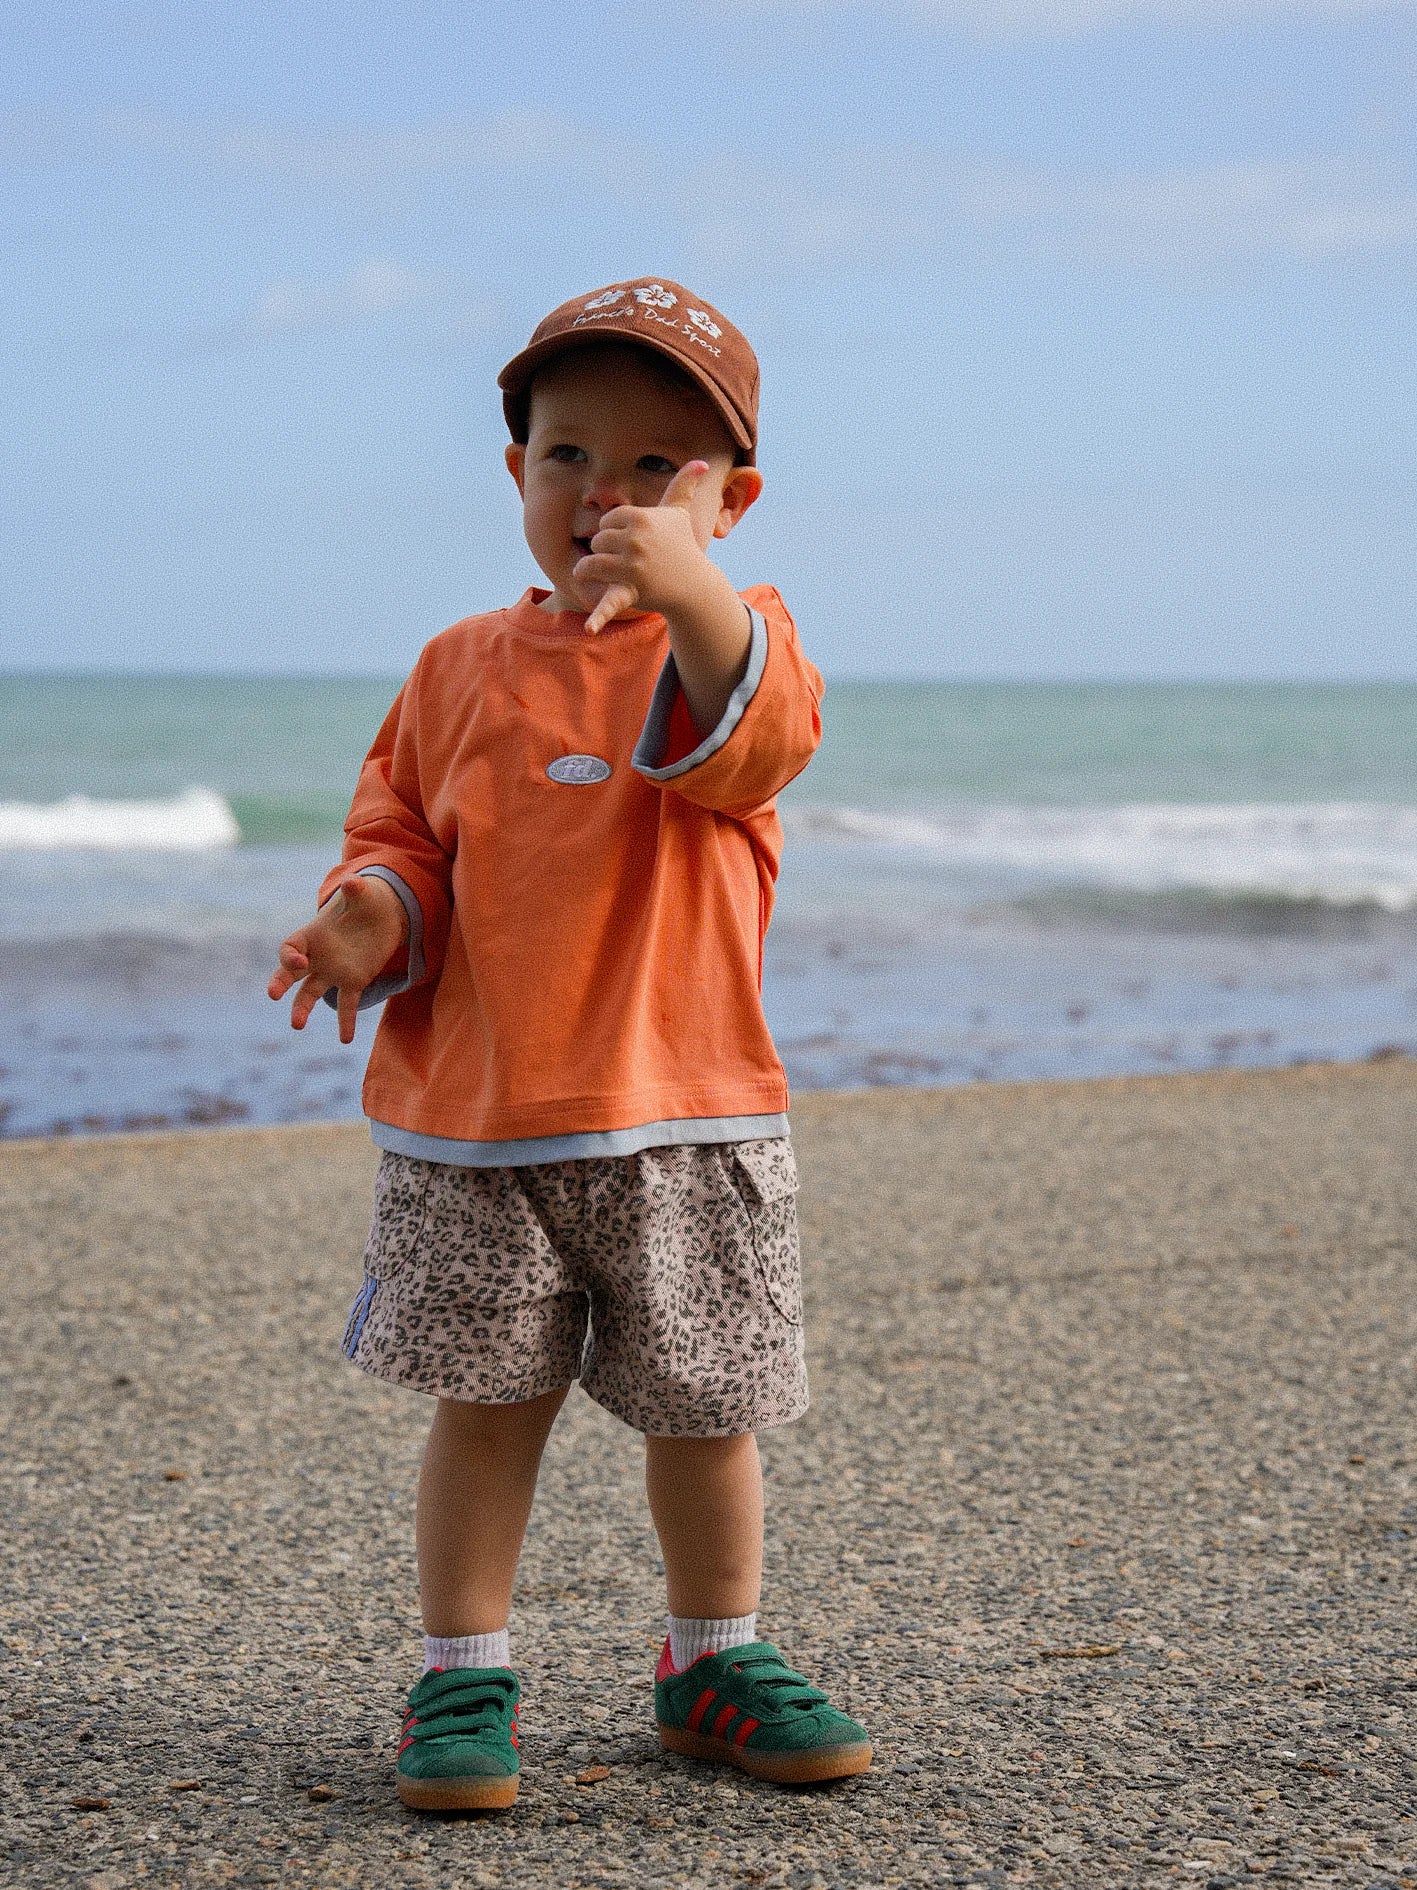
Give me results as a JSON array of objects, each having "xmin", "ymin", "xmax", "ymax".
[
  {"xmin": 581, "ymin": 462, "xmax": 711, "ymax": 633},
  {"xmin": 584, "ymin": 583, "xmax": 637, "ymax": 637}
]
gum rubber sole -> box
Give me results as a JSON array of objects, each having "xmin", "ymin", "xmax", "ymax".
[
  {"xmin": 659, "ymin": 1723, "xmax": 873, "ymax": 1784},
  {"xmin": 396, "ymin": 1773, "xmax": 520, "ymax": 1812}
]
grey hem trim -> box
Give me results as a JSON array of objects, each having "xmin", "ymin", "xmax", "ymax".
[
  {"xmin": 369, "ymin": 1110, "xmax": 790, "ymax": 1168},
  {"xmin": 321, "ymin": 865, "xmax": 426, "ymax": 1013},
  {"xmin": 631, "ymin": 607, "xmax": 767, "ymax": 782}
]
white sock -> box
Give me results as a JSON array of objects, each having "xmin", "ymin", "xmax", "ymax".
[
  {"xmin": 668, "ymin": 1613, "xmax": 758, "ymax": 1672},
  {"xmin": 422, "ymin": 1629, "xmax": 510, "ymax": 1673}
]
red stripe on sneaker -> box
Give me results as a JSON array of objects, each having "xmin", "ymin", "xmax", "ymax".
[
  {"xmin": 686, "ymin": 1688, "xmax": 717, "ymax": 1733},
  {"xmin": 398, "ymin": 1734, "xmax": 415, "ymax": 1754},
  {"xmin": 734, "ymin": 1716, "xmax": 760, "ymax": 1746},
  {"xmin": 711, "ymin": 1703, "xmax": 737, "ymax": 1740}
]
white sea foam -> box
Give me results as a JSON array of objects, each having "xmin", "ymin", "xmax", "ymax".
[
  {"xmin": 783, "ymin": 801, "xmax": 1417, "ymax": 911},
  {"xmin": 0, "ymin": 786, "xmax": 240, "ymax": 851}
]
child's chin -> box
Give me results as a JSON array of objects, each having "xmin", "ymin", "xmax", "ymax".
[{"xmin": 540, "ymin": 580, "xmax": 586, "ymax": 613}]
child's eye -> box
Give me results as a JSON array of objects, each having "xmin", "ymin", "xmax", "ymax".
[
  {"xmin": 637, "ymin": 455, "xmax": 677, "ymax": 475},
  {"xmin": 547, "ymin": 444, "xmax": 585, "ymax": 464}
]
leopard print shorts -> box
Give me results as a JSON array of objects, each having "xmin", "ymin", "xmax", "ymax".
[{"xmin": 341, "ymin": 1138, "xmax": 807, "ymax": 1438}]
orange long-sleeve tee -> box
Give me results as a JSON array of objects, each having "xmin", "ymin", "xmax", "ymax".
[{"xmin": 319, "ymin": 584, "xmax": 823, "ymax": 1160}]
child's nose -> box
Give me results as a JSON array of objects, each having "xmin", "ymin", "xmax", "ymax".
[{"xmin": 584, "ymin": 472, "xmax": 631, "ymax": 513}]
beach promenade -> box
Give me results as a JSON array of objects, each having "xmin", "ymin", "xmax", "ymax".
[{"xmin": 3, "ymin": 1061, "xmax": 1414, "ymax": 1889}]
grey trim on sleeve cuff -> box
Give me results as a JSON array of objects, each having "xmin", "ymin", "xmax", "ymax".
[
  {"xmin": 631, "ymin": 606, "xmax": 768, "ymax": 782},
  {"xmin": 369, "ymin": 1110, "xmax": 790, "ymax": 1168},
  {"xmin": 321, "ymin": 865, "xmax": 426, "ymax": 1013}
]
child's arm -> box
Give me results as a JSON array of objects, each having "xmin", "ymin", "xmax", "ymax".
[
  {"xmin": 268, "ymin": 873, "xmax": 409, "ymax": 1044},
  {"xmin": 268, "ymin": 660, "xmax": 457, "ymax": 1039},
  {"xmin": 632, "ymin": 583, "xmax": 823, "ymax": 821},
  {"xmin": 578, "ymin": 460, "xmax": 754, "ymax": 735}
]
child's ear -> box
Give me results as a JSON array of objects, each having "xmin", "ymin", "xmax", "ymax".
[
  {"xmin": 712, "ymin": 466, "xmax": 764, "ymax": 540},
  {"xmin": 505, "ymin": 443, "xmax": 527, "ymax": 496}
]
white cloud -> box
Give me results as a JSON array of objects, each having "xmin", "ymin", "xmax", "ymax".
[
  {"xmin": 717, "ymin": 0, "xmax": 1412, "ymax": 37},
  {"xmin": 685, "ymin": 152, "xmax": 1417, "ymax": 271},
  {"xmin": 121, "ymin": 107, "xmax": 583, "ymax": 182},
  {"xmin": 165, "ymin": 259, "xmax": 495, "ymax": 353},
  {"xmin": 962, "ymin": 154, "xmax": 1417, "ymax": 263},
  {"xmin": 0, "ymin": 105, "xmax": 590, "ymax": 183},
  {"xmin": 10, "ymin": 105, "xmax": 1414, "ymax": 283},
  {"xmin": 250, "ymin": 259, "xmax": 438, "ymax": 335}
]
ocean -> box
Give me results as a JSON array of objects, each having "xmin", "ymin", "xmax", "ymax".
[{"xmin": 2, "ymin": 674, "xmax": 1414, "ymax": 1139}]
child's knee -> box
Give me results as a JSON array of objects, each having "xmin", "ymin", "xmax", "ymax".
[
  {"xmin": 648, "ymin": 1429, "xmax": 756, "ymax": 1456},
  {"xmin": 433, "ymin": 1384, "xmax": 568, "ymax": 1447}
]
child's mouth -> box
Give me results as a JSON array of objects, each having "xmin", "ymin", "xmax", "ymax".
[{"xmin": 573, "ymin": 537, "xmax": 594, "ymax": 560}]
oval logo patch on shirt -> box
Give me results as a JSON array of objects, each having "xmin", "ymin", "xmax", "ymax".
[{"xmin": 546, "ymin": 753, "xmax": 612, "ymax": 786}]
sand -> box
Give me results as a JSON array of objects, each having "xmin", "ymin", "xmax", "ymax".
[{"xmin": 2, "ymin": 1059, "xmax": 1414, "ymax": 1888}]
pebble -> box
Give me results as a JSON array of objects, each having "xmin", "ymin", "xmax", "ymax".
[{"xmin": 3, "ymin": 1064, "xmax": 1415, "ymax": 1887}]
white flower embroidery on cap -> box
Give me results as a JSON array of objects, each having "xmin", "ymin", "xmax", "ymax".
[
  {"xmin": 634, "ymin": 284, "xmax": 677, "ymax": 309},
  {"xmin": 686, "ymin": 309, "xmax": 722, "ymax": 338},
  {"xmin": 583, "ymin": 288, "xmax": 626, "ymax": 309}
]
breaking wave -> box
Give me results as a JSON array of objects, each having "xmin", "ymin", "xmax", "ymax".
[
  {"xmin": 782, "ymin": 801, "xmax": 1417, "ymax": 913},
  {"xmin": 0, "ymin": 787, "xmax": 240, "ymax": 850}
]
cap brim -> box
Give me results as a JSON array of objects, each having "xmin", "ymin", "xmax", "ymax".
[{"xmin": 497, "ymin": 328, "xmax": 755, "ymax": 461}]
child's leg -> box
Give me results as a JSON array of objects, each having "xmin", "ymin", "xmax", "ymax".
[
  {"xmin": 645, "ymin": 1429, "xmax": 871, "ymax": 1781},
  {"xmin": 645, "ymin": 1431, "xmax": 762, "ymax": 1626},
  {"xmin": 397, "ymin": 1390, "xmax": 565, "ymax": 1813},
  {"xmin": 417, "ymin": 1385, "xmax": 568, "ymax": 1637}
]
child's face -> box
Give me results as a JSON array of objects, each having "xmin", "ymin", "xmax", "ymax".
[{"xmin": 505, "ymin": 346, "xmax": 761, "ymax": 615}]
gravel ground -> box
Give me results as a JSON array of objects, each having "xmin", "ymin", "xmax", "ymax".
[{"xmin": 2, "ymin": 1061, "xmax": 1414, "ymax": 1889}]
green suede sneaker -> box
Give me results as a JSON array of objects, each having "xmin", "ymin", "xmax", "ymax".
[
  {"xmin": 655, "ymin": 1639, "xmax": 872, "ymax": 1784},
  {"xmin": 396, "ymin": 1666, "xmax": 521, "ymax": 1811}
]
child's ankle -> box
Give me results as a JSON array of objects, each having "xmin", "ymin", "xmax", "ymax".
[
  {"xmin": 666, "ymin": 1612, "xmax": 757, "ymax": 1672},
  {"xmin": 423, "ymin": 1628, "xmax": 511, "ymax": 1672}
]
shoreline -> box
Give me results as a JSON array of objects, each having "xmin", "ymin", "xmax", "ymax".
[{"xmin": 1, "ymin": 1047, "xmax": 1409, "ymax": 1156}]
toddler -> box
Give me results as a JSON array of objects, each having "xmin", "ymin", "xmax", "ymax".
[{"xmin": 268, "ymin": 278, "xmax": 870, "ymax": 1809}]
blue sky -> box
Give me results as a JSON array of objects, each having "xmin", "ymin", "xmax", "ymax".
[{"xmin": 2, "ymin": 0, "xmax": 1414, "ymax": 678}]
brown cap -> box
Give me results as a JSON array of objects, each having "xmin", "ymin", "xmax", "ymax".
[{"xmin": 498, "ymin": 278, "xmax": 759, "ymax": 464}]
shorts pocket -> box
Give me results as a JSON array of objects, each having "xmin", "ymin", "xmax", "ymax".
[
  {"xmin": 361, "ymin": 1152, "xmax": 434, "ymax": 1286},
  {"xmin": 727, "ymin": 1138, "xmax": 803, "ymax": 1325}
]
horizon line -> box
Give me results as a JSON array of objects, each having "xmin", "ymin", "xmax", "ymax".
[{"xmin": 3, "ymin": 668, "xmax": 1416, "ymax": 688}]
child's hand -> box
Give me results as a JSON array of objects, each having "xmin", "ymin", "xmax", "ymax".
[
  {"xmin": 267, "ymin": 874, "xmax": 409, "ymax": 1045},
  {"xmin": 577, "ymin": 460, "xmax": 714, "ymax": 635}
]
